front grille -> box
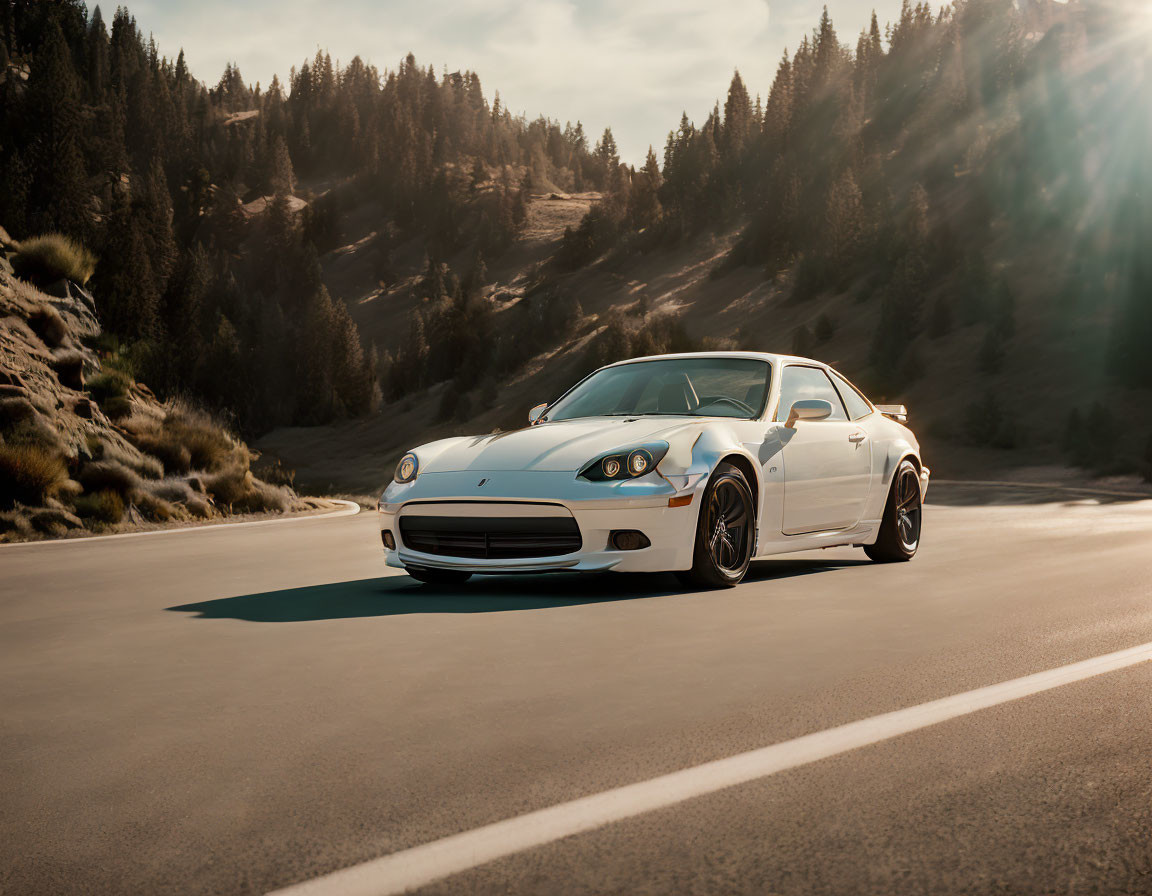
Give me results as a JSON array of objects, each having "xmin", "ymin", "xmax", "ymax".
[{"xmin": 398, "ymin": 515, "xmax": 582, "ymax": 559}]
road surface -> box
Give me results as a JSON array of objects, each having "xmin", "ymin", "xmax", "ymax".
[{"xmin": 2, "ymin": 493, "xmax": 1152, "ymax": 895}]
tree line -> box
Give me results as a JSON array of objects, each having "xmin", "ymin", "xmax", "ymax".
[
  {"xmin": 0, "ymin": 0, "xmax": 602, "ymax": 433},
  {"xmin": 559, "ymin": 0, "xmax": 1152, "ymax": 402}
]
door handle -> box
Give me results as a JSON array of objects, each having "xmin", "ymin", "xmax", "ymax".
[{"xmin": 848, "ymin": 432, "xmax": 867, "ymax": 443}]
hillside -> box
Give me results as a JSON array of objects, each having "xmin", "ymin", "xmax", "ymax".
[
  {"xmin": 0, "ymin": 229, "xmax": 313, "ymax": 541},
  {"xmin": 256, "ymin": 0, "xmax": 1152, "ymax": 494},
  {"xmin": 257, "ymin": 186, "xmax": 1152, "ymax": 494},
  {"xmin": 3, "ymin": 0, "xmax": 1151, "ymax": 500}
]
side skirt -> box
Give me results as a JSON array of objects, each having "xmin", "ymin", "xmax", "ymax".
[{"xmin": 753, "ymin": 520, "xmax": 881, "ymax": 558}]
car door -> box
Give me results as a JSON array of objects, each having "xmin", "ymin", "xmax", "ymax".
[{"xmin": 776, "ymin": 365, "xmax": 873, "ymax": 535}]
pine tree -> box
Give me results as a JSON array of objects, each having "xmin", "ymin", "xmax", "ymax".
[
  {"xmin": 722, "ymin": 70, "xmax": 752, "ymax": 162},
  {"xmin": 594, "ymin": 127, "xmax": 620, "ymax": 192},
  {"xmin": 24, "ymin": 21, "xmax": 90, "ymax": 238},
  {"xmin": 269, "ymin": 135, "xmax": 296, "ymax": 195}
]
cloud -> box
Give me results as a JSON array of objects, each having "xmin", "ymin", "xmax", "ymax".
[{"xmin": 131, "ymin": 0, "xmax": 886, "ymax": 164}]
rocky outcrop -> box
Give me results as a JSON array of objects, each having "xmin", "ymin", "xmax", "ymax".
[{"xmin": 0, "ymin": 231, "xmax": 304, "ymax": 541}]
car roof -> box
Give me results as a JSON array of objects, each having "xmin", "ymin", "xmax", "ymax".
[{"xmin": 602, "ymin": 351, "xmax": 825, "ymax": 369}]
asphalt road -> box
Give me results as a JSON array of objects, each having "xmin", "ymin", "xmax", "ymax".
[{"xmin": 2, "ymin": 494, "xmax": 1152, "ymax": 895}]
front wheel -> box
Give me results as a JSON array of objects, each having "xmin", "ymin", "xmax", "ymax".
[
  {"xmin": 406, "ymin": 567, "xmax": 473, "ymax": 586},
  {"xmin": 676, "ymin": 462, "xmax": 755, "ymax": 589},
  {"xmin": 864, "ymin": 459, "xmax": 922, "ymax": 563}
]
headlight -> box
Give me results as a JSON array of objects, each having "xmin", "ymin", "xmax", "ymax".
[
  {"xmin": 394, "ymin": 452, "xmax": 419, "ymax": 484},
  {"xmin": 579, "ymin": 442, "xmax": 668, "ymax": 482}
]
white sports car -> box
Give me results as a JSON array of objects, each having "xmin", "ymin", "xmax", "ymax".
[{"xmin": 378, "ymin": 352, "xmax": 929, "ymax": 588}]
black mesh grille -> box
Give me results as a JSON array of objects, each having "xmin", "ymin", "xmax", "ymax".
[{"xmin": 398, "ymin": 515, "xmax": 582, "ymax": 559}]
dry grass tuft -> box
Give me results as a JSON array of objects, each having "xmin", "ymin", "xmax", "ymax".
[
  {"xmin": 87, "ymin": 436, "xmax": 163, "ymax": 480},
  {"xmin": 130, "ymin": 489, "xmax": 182, "ymax": 522},
  {"xmin": 184, "ymin": 495, "xmax": 212, "ymax": 518},
  {"xmin": 72, "ymin": 489, "xmax": 125, "ymax": 524},
  {"xmin": 161, "ymin": 403, "xmax": 237, "ymax": 472},
  {"xmin": 86, "ymin": 368, "xmax": 132, "ymax": 405},
  {"xmin": 77, "ymin": 459, "xmax": 140, "ymax": 495},
  {"xmin": 146, "ymin": 477, "xmax": 196, "ymax": 505},
  {"xmin": 0, "ymin": 443, "xmax": 69, "ymax": 508},
  {"xmin": 12, "ymin": 233, "xmax": 97, "ymax": 286}
]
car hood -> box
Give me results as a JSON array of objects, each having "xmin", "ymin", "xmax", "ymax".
[{"xmin": 419, "ymin": 417, "xmax": 706, "ymax": 473}]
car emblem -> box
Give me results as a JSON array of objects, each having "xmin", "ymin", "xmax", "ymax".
[{"xmin": 477, "ymin": 478, "xmax": 488, "ymax": 487}]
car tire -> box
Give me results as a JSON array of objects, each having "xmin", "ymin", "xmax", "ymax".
[
  {"xmin": 406, "ymin": 567, "xmax": 474, "ymax": 585},
  {"xmin": 864, "ymin": 458, "xmax": 922, "ymax": 563},
  {"xmin": 676, "ymin": 462, "xmax": 755, "ymax": 589}
]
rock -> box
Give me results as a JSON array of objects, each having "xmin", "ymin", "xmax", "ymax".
[
  {"xmin": 0, "ymin": 382, "xmax": 27, "ymax": 398},
  {"xmin": 0, "ymin": 371, "xmax": 25, "ymax": 388},
  {"xmin": 0, "ymin": 396, "xmax": 36, "ymax": 427},
  {"xmin": 42, "ymin": 279, "xmax": 72, "ymax": 299},
  {"xmin": 69, "ymin": 283, "xmax": 98, "ymax": 314},
  {"xmin": 73, "ymin": 397, "xmax": 96, "ymax": 419}
]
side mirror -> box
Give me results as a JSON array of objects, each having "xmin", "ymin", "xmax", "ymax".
[
  {"xmin": 785, "ymin": 399, "xmax": 833, "ymax": 429},
  {"xmin": 528, "ymin": 403, "xmax": 549, "ymax": 425}
]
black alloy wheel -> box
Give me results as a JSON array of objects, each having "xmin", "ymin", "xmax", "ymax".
[
  {"xmin": 865, "ymin": 459, "xmax": 922, "ymax": 562},
  {"xmin": 677, "ymin": 462, "xmax": 755, "ymax": 589}
]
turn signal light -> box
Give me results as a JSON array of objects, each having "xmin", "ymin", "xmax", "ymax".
[
  {"xmin": 381, "ymin": 530, "xmax": 396, "ymax": 550},
  {"xmin": 668, "ymin": 495, "xmax": 693, "ymax": 508}
]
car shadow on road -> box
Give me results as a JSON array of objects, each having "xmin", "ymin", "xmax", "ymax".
[{"xmin": 167, "ymin": 559, "xmax": 869, "ymax": 622}]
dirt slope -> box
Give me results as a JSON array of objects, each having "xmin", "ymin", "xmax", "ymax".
[{"xmin": 259, "ymin": 196, "xmax": 1152, "ymax": 496}]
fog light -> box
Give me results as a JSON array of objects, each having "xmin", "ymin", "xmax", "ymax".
[
  {"xmin": 381, "ymin": 530, "xmax": 396, "ymax": 550},
  {"xmin": 610, "ymin": 530, "xmax": 650, "ymax": 551}
]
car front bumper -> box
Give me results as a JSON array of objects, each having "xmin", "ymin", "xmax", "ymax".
[{"xmin": 378, "ymin": 470, "xmax": 706, "ymax": 574}]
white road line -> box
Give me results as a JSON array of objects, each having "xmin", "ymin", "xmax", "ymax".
[
  {"xmin": 0, "ymin": 499, "xmax": 361, "ymax": 549},
  {"xmin": 270, "ymin": 640, "xmax": 1152, "ymax": 896}
]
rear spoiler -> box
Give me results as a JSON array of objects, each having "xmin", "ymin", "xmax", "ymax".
[{"xmin": 875, "ymin": 404, "xmax": 908, "ymax": 423}]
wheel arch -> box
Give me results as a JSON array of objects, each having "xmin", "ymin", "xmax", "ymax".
[{"xmin": 717, "ymin": 452, "xmax": 761, "ymax": 521}]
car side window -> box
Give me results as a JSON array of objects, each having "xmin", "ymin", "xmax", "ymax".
[
  {"xmin": 775, "ymin": 366, "xmax": 848, "ymax": 422},
  {"xmin": 828, "ymin": 369, "xmax": 873, "ymax": 421}
]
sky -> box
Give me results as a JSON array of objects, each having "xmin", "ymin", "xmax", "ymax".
[{"xmin": 129, "ymin": 0, "xmax": 893, "ymax": 164}]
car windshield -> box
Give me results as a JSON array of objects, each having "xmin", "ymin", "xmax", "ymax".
[{"xmin": 545, "ymin": 357, "xmax": 772, "ymax": 422}]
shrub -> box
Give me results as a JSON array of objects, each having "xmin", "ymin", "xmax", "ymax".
[
  {"xmin": 86, "ymin": 369, "xmax": 132, "ymax": 404},
  {"xmin": 77, "ymin": 460, "xmax": 140, "ymax": 495},
  {"xmin": 132, "ymin": 431, "xmax": 192, "ymax": 475},
  {"xmin": 29, "ymin": 305, "xmax": 69, "ymax": 348},
  {"xmin": 0, "ymin": 443, "xmax": 68, "ymax": 508},
  {"xmin": 231, "ymin": 480, "xmax": 291, "ymax": 514},
  {"xmin": 12, "ymin": 234, "xmax": 97, "ymax": 286},
  {"xmin": 101, "ymin": 395, "xmax": 133, "ymax": 420},
  {"xmin": 130, "ymin": 490, "xmax": 181, "ymax": 522},
  {"xmin": 162, "ymin": 404, "xmax": 236, "ymax": 471},
  {"xmin": 146, "ymin": 477, "xmax": 195, "ymax": 504},
  {"xmin": 87, "ymin": 436, "xmax": 163, "ymax": 480},
  {"xmin": 73, "ymin": 489, "xmax": 125, "ymax": 524},
  {"xmin": 203, "ymin": 465, "xmax": 251, "ymax": 507}
]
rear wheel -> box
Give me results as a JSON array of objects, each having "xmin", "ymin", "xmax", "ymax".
[
  {"xmin": 676, "ymin": 462, "xmax": 755, "ymax": 589},
  {"xmin": 406, "ymin": 567, "xmax": 473, "ymax": 585},
  {"xmin": 864, "ymin": 459, "xmax": 922, "ymax": 563}
]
